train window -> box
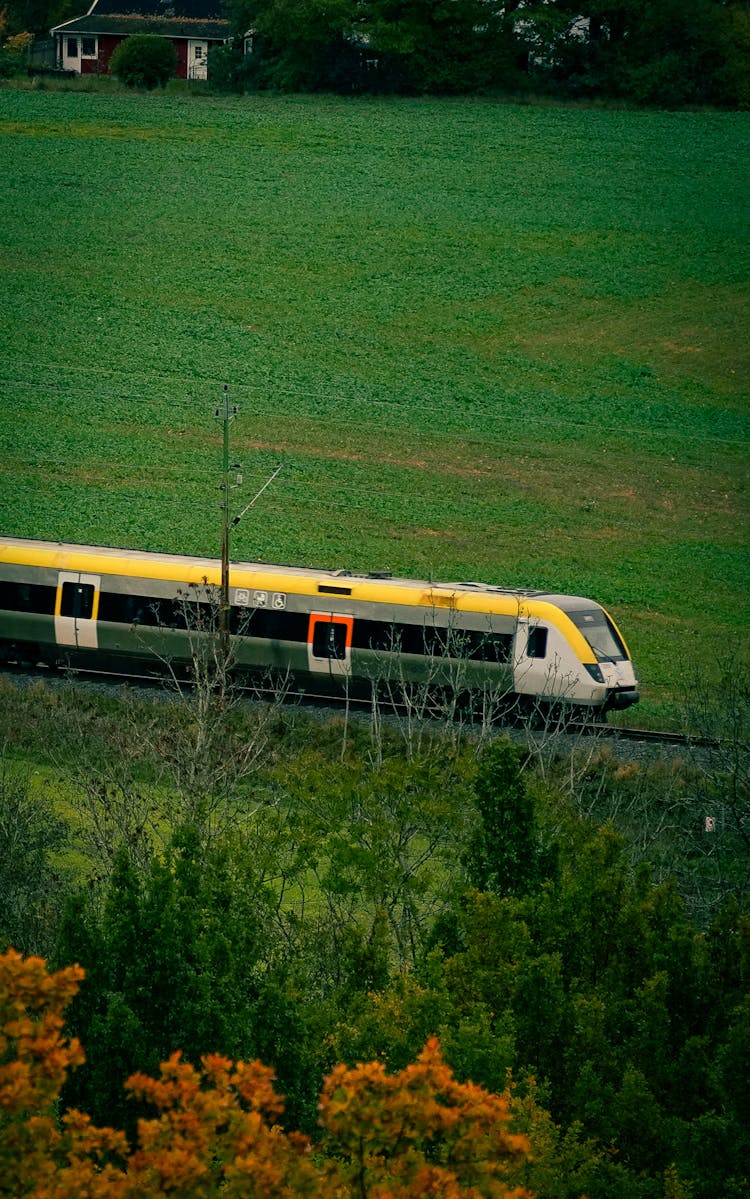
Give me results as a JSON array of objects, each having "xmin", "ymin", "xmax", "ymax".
[
  {"xmin": 527, "ymin": 627, "xmax": 548, "ymax": 659},
  {"xmin": 99, "ymin": 592, "xmax": 159, "ymax": 626},
  {"xmin": 60, "ymin": 581, "xmax": 94, "ymax": 620},
  {"xmin": 244, "ymin": 609, "xmax": 309, "ymax": 641},
  {"xmin": 350, "ymin": 620, "xmax": 512, "ymax": 662},
  {"xmin": 569, "ymin": 610, "xmax": 626, "ymax": 661},
  {"xmin": 352, "ymin": 619, "xmax": 393, "ymax": 651},
  {"xmin": 351, "ymin": 620, "xmax": 421, "ymax": 654},
  {"xmin": 465, "ymin": 630, "xmax": 513, "ymax": 663},
  {"xmin": 97, "ymin": 594, "xmax": 310, "ymax": 640},
  {"xmin": 0, "ymin": 581, "xmax": 56, "ymax": 614}
]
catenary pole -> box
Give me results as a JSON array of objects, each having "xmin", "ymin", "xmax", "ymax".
[
  {"xmin": 215, "ymin": 385, "xmax": 280, "ymax": 666},
  {"xmin": 218, "ymin": 384, "xmax": 236, "ymax": 662}
]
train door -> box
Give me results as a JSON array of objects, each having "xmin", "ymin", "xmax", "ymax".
[
  {"xmin": 54, "ymin": 572, "xmax": 100, "ymax": 649},
  {"xmin": 307, "ymin": 613, "xmax": 353, "ymax": 678},
  {"xmin": 513, "ymin": 617, "xmax": 550, "ymax": 697}
]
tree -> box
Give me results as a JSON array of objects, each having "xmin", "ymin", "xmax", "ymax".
[
  {"xmin": 0, "ymin": 0, "xmax": 76, "ymax": 38},
  {"xmin": 0, "ymin": 25, "xmax": 31, "ymax": 77},
  {"xmin": 542, "ymin": 0, "xmax": 730, "ymax": 104},
  {"xmin": 109, "ymin": 34, "xmax": 177, "ymax": 88},
  {"xmin": 0, "ymin": 761, "xmax": 70, "ymax": 957},
  {"xmin": 320, "ymin": 1036, "xmax": 531, "ymax": 1197},
  {"xmin": 464, "ymin": 739, "xmax": 546, "ymax": 897},
  {"xmin": 0, "ymin": 948, "xmax": 534, "ymax": 1198},
  {"xmin": 55, "ymin": 827, "xmax": 272, "ymax": 1133},
  {"xmin": 717, "ymin": 3, "xmax": 750, "ymax": 107},
  {"xmin": 237, "ymin": 0, "xmax": 359, "ymax": 92},
  {"xmin": 0, "ymin": 949, "xmax": 88, "ymax": 1198},
  {"xmin": 360, "ymin": 0, "xmax": 523, "ymax": 94}
]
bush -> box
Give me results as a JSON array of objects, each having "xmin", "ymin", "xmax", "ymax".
[
  {"xmin": 207, "ymin": 43, "xmax": 244, "ymax": 91},
  {"xmin": 109, "ymin": 34, "xmax": 176, "ymax": 89},
  {"xmin": 0, "ymin": 31, "xmax": 32, "ymax": 78}
]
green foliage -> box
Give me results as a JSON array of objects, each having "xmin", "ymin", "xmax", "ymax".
[
  {"xmin": 718, "ymin": 4, "xmax": 750, "ymax": 108},
  {"xmin": 207, "ymin": 43, "xmax": 245, "ymax": 92},
  {"xmin": 464, "ymin": 739, "xmax": 548, "ymax": 896},
  {"xmin": 0, "ymin": 762, "xmax": 70, "ymax": 956},
  {"xmin": 55, "ymin": 827, "xmax": 272, "ymax": 1131},
  {"xmin": 1, "ymin": 0, "xmax": 77, "ymax": 37},
  {"xmin": 0, "ymin": 29, "xmax": 31, "ymax": 77},
  {"xmin": 0, "ymin": 661, "xmax": 749, "ymax": 1195},
  {"xmin": 109, "ymin": 34, "xmax": 177, "ymax": 89},
  {"xmin": 226, "ymin": 0, "xmax": 742, "ymax": 100},
  {"xmin": 330, "ymin": 820, "xmax": 750, "ymax": 1198},
  {"xmin": 1, "ymin": 0, "xmax": 746, "ymax": 99},
  {"xmin": 271, "ymin": 747, "xmax": 475, "ymax": 969}
]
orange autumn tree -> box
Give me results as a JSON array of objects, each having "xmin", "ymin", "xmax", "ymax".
[
  {"xmin": 320, "ymin": 1041, "xmax": 532, "ymax": 1198},
  {"xmin": 0, "ymin": 949, "xmax": 533, "ymax": 1199}
]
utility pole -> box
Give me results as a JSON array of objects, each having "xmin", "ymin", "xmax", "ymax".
[
  {"xmin": 216, "ymin": 384, "xmax": 237, "ymax": 662},
  {"xmin": 214, "ymin": 384, "xmax": 282, "ymax": 667}
]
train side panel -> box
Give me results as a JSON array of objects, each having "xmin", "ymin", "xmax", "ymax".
[{"xmin": 0, "ymin": 538, "xmax": 638, "ymax": 712}]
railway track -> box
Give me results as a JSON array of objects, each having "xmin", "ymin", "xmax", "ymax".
[
  {"xmin": 0, "ymin": 662, "xmax": 731, "ymax": 753},
  {"xmin": 578, "ymin": 723, "xmax": 723, "ymax": 750}
]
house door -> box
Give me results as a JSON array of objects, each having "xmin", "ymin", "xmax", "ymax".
[
  {"xmin": 307, "ymin": 613, "xmax": 353, "ymax": 678},
  {"xmin": 55, "ymin": 572, "xmax": 100, "ymax": 649},
  {"xmin": 187, "ymin": 40, "xmax": 208, "ymax": 79}
]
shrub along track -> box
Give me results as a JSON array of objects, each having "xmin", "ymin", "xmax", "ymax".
[{"xmin": 0, "ymin": 663, "xmax": 721, "ymax": 761}]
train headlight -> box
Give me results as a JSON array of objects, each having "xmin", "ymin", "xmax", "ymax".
[{"xmin": 584, "ymin": 663, "xmax": 605, "ymax": 683}]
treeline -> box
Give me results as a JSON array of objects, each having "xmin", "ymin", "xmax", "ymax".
[
  {"xmin": 215, "ymin": 0, "xmax": 750, "ymax": 104},
  {"xmin": 2, "ymin": 0, "xmax": 749, "ymax": 104},
  {"xmin": 0, "ymin": 672, "xmax": 748, "ymax": 1198}
]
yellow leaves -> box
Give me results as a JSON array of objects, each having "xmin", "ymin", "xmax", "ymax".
[
  {"xmin": 0, "ymin": 952, "xmax": 85, "ymax": 1114},
  {"xmin": 319, "ymin": 1036, "xmax": 532, "ymax": 1199},
  {"xmin": 1, "ymin": 951, "xmax": 534, "ymax": 1199},
  {"xmin": 5, "ymin": 29, "xmax": 32, "ymax": 50}
]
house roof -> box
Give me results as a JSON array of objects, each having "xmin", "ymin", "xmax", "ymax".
[
  {"xmin": 52, "ymin": 0, "xmax": 230, "ymax": 36},
  {"xmin": 54, "ymin": 13, "xmax": 229, "ymax": 36}
]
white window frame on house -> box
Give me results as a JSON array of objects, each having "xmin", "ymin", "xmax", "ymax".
[{"xmin": 64, "ymin": 34, "xmax": 97, "ymax": 63}]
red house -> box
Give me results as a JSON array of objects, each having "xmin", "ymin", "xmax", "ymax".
[{"xmin": 51, "ymin": 0, "xmax": 231, "ymax": 80}]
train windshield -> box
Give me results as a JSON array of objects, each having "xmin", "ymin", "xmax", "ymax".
[{"xmin": 569, "ymin": 609, "xmax": 627, "ymax": 662}]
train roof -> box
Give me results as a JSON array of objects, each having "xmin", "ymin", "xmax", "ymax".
[{"xmin": 0, "ymin": 536, "xmax": 603, "ymax": 618}]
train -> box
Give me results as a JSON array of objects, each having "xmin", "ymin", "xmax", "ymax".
[{"xmin": 0, "ymin": 536, "xmax": 639, "ymax": 716}]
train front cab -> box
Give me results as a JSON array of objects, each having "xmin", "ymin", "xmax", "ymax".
[
  {"xmin": 565, "ymin": 604, "xmax": 639, "ymax": 711},
  {"xmin": 513, "ymin": 601, "xmax": 639, "ymax": 713}
]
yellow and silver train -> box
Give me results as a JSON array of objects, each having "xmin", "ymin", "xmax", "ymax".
[{"xmin": 0, "ymin": 537, "xmax": 639, "ymax": 714}]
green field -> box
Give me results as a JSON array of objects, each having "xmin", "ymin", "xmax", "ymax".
[{"xmin": 1, "ymin": 89, "xmax": 748, "ymax": 720}]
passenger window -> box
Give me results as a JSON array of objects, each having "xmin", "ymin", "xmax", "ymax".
[
  {"xmin": 0, "ymin": 581, "xmax": 55, "ymax": 613},
  {"xmin": 527, "ymin": 626, "xmax": 548, "ymax": 659}
]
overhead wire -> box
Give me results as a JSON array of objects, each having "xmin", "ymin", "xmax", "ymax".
[{"xmin": 2, "ymin": 372, "xmax": 747, "ymax": 449}]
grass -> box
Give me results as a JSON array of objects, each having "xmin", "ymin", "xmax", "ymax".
[{"xmin": 1, "ymin": 89, "xmax": 748, "ymax": 721}]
